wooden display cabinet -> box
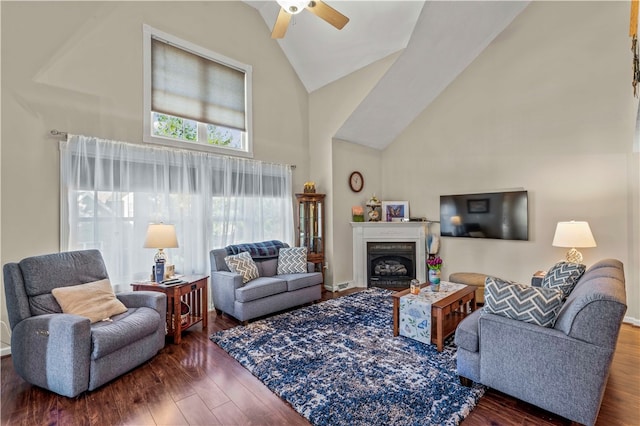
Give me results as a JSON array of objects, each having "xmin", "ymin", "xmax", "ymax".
[{"xmin": 295, "ymin": 193, "xmax": 325, "ymax": 277}]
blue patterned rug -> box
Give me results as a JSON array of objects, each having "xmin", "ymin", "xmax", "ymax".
[{"xmin": 210, "ymin": 288, "xmax": 485, "ymax": 426}]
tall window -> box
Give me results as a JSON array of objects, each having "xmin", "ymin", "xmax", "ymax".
[
  {"xmin": 143, "ymin": 25, "xmax": 253, "ymax": 157},
  {"xmin": 60, "ymin": 135, "xmax": 293, "ymax": 304}
]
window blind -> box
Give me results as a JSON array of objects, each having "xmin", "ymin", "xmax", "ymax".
[{"xmin": 151, "ymin": 38, "xmax": 246, "ymax": 131}]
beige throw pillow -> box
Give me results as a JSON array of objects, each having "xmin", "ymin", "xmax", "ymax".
[{"xmin": 52, "ymin": 279, "xmax": 127, "ymax": 323}]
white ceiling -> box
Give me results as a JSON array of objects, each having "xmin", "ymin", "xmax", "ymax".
[{"xmin": 244, "ymin": 1, "xmax": 530, "ymax": 149}]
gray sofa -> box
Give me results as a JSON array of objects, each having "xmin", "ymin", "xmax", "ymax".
[
  {"xmin": 3, "ymin": 250, "xmax": 167, "ymax": 397},
  {"xmin": 210, "ymin": 240, "xmax": 322, "ymax": 323},
  {"xmin": 455, "ymin": 258, "xmax": 627, "ymax": 426}
]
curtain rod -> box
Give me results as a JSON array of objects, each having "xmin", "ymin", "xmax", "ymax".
[
  {"xmin": 49, "ymin": 129, "xmax": 296, "ymax": 169},
  {"xmin": 50, "ymin": 129, "xmax": 68, "ymax": 139}
]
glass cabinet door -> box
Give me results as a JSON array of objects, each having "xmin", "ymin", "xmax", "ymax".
[{"xmin": 295, "ymin": 193, "xmax": 325, "ymax": 271}]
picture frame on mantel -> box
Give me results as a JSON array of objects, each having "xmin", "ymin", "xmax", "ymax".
[{"xmin": 382, "ymin": 201, "xmax": 409, "ymax": 222}]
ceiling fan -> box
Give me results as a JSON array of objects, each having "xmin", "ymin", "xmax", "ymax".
[{"xmin": 272, "ymin": 1, "xmax": 350, "ymax": 39}]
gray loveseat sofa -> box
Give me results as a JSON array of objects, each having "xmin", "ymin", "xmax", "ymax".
[
  {"xmin": 210, "ymin": 240, "xmax": 322, "ymax": 323},
  {"xmin": 3, "ymin": 250, "xmax": 166, "ymax": 397},
  {"xmin": 455, "ymin": 258, "xmax": 627, "ymax": 425}
]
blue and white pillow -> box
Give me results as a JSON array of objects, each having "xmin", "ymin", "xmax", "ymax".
[
  {"xmin": 225, "ymin": 251, "xmax": 259, "ymax": 284},
  {"xmin": 483, "ymin": 276, "xmax": 564, "ymax": 328},
  {"xmin": 542, "ymin": 261, "xmax": 586, "ymax": 298},
  {"xmin": 277, "ymin": 247, "xmax": 308, "ymax": 274}
]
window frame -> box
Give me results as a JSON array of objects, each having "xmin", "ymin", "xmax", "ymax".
[{"xmin": 142, "ymin": 24, "xmax": 253, "ymax": 158}]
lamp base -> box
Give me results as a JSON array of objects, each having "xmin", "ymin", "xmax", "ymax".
[
  {"xmin": 565, "ymin": 248, "xmax": 583, "ymax": 264},
  {"xmin": 154, "ymin": 248, "xmax": 167, "ymax": 263}
]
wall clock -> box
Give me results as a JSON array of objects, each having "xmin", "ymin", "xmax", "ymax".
[{"xmin": 349, "ymin": 171, "xmax": 364, "ymax": 193}]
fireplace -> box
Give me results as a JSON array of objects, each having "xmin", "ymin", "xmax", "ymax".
[
  {"xmin": 351, "ymin": 222, "xmax": 427, "ymax": 289},
  {"xmin": 367, "ymin": 242, "xmax": 416, "ymax": 288}
]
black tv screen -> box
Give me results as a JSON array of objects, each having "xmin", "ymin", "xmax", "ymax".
[{"xmin": 440, "ymin": 190, "xmax": 528, "ymax": 241}]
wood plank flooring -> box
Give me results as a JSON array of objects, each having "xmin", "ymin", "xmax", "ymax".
[{"xmin": 1, "ymin": 288, "xmax": 638, "ymax": 426}]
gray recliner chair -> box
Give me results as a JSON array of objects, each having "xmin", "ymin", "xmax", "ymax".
[{"xmin": 3, "ymin": 249, "xmax": 167, "ymax": 397}]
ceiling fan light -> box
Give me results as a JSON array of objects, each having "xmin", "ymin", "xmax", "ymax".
[{"xmin": 277, "ymin": 0, "xmax": 309, "ymax": 15}]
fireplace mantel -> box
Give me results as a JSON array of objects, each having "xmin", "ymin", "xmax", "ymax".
[{"xmin": 351, "ymin": 222, "xmax": 427, "ymax": 287}]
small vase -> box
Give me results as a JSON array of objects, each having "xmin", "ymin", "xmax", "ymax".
[{"xmin": 428, "ymin": 268, "xmax": 441, "ymax": 285}]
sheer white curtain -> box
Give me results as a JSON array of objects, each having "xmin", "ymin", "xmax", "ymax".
[{"xmin": 60, "ymin": 135, "xmax": 293, "ymax": 299}]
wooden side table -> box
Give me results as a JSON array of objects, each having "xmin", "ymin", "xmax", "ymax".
[
  {"xmin": 392, "ymin": 283, "xmax": 476, "ymax": 351},
  {"xmin": 132, "ymin": 275, "xmax": 208, "ymax": 344}
]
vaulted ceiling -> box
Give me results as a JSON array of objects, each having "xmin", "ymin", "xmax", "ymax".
[{"xmin": 244, "ymin": 1, "xmax": 530, "ymax": 150}]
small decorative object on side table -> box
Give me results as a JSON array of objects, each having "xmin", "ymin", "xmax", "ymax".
[{"xmin": 132, "ymin": 275, "xmax": 208, "ymax": 344}]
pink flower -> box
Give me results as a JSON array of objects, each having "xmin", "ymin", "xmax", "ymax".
[{"xmin": 427, "ymin": 256, "xmax": 443, "ymax": 270}]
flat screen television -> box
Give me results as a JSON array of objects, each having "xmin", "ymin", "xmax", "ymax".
[{"xmin": 440, "ymin": 190, "xmax": 528, "ymax": 241}]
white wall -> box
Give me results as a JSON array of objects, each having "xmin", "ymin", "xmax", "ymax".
[
  {"xmin": 309, "ymin": 52, "xmax": 399, "ymax": 289},
  {"xmin": 0, "ymin": 1, "xmax": 310, "ymax": 349},
  {"xmin": 380, "ymin": 1, "xmax": 639, "ymax": 321}
]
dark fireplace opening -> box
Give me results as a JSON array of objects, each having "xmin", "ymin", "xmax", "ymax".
[{"xmin": 367, "ymin": 242, "xmax": 416, "ymax": 289}]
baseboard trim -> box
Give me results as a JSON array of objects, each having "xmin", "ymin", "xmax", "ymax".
[
  {"xmin": 0, "ymin": 346, "xmax": 11, "ymax": 357},
  {"xmin": 623, "ymin": 316, "xmax": 640, "ymax": 327}
]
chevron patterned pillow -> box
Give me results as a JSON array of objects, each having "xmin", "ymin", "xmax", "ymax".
[
  {"xmin": 484, "ymin": 276, "xmax": 564, "ymax": 327},
  {"xmin": 277, "ymin": 247, "xmax": 308, "ymax": 274},
  {"xmin": 541, "ymin": 261, "xmax": 586, "ymax": 298},
  {"xmin": 224, "ymin": 251, "xmax": 259, "ymax": 284}
]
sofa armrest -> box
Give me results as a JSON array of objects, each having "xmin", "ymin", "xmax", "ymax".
[
  {"xmin": 210, "ymin": 271, "xmax": 243, "ymax": 315},
  {"xmin": 479, "ymin": 312, "xmax": 613, "ymax": 425},
  {"xmin": 117, "ymin": 291, "xmax": 166, "ymax": 314},
  {"xmin": 12, "ymin": 314, "xmax": 91, "ymax": 397}
]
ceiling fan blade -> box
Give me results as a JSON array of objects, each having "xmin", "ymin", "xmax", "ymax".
[
  {"xmin": 307, "ymin": 1, "xmax": 349, "ymax": 30},
  {"xmin": 271, "ymin": 8, "xmax": 292, "ymax": 39}
]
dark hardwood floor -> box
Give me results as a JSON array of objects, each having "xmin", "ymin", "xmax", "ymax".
[{"xmin": 2, "ymin": 288, "xmax": 639, "ymax": 426}]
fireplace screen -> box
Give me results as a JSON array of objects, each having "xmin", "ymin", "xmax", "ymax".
[{"xmin": 367, "ymin": 242, "xmax": 416, "ymax": 288}]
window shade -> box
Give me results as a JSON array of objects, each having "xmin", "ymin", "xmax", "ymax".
[{"xmin": 151, "ymin": 38, "xmax": 246, "ymax": 131}]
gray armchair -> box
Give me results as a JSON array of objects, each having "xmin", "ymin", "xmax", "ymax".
[{"xmin": 3, "ymin": 249, "xmax": 166, "ymax": 397}]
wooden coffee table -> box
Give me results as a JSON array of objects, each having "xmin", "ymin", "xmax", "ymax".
[{"xmin": 392, "ymin": 283, "xmax": 476, "ymax": 351}]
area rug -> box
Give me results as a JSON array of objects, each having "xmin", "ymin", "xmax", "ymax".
[{"xmin": 210, "ymin": 288, "xmax": 485, "ymax": 426}]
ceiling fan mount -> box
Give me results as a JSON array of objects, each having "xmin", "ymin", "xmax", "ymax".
[{"xmin": 272, "ymin": 0, "xmax": 349, "ymax": 39}]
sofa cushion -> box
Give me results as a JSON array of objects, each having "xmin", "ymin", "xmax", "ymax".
[
  {"xmin": 257, "ymin": 258, "xmax": 278, "ymax": 277},
  {"xmin": 235, "ymin": 277, "xmax": 287, "ymax": 303},
  {"xmin": 280, "ymin": 272, "xmax": 323, "ymax": 292},
  {"xmin": 225, "ymin": 252, "xmax": 259, "ymax": 284},
  {"xmin": 542, "ymin": 261, "xmax": 586, "ymax": 298},
  {"xmin": 51, "ymin": 279, "xmax": 128, "ymax": 323},
  {"xmin": 277, "ymin": 247, "xmax": 308, "ymax": 274},
  {"xmin": 483, "ymin": 276, "xmax": 564, "ymax": 327},
  {"xmin": 90, "ymin": 306, "xmax": 161, "ymax": 359}
]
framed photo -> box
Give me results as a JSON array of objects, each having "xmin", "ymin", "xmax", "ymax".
[
  {"xmin": 382, "ymin": 201, "xmax": 409, "ymax": 222},
  {"xmin": 467, "ymin": 198, "xmax": 489, "ymax": 214}
]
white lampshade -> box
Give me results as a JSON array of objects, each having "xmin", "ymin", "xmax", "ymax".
[
  {"xmin": 277, "ymin": 0, "xmax": 309, "ymax": 14},
  {"xmin": 144, "ymin": 223, "xmax": 179, "ymax": 262},
  {"xmin": 552, "ymin": 221, "xmax": 596, "ymax": 264}
]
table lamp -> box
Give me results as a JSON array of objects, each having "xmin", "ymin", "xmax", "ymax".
[
  {"xmin": 552, "ymin": 221, "xmax": 596, "ymax": 264},
  {"xmin": 143, "ymin": 223, "xmax": 179, "ymax": 263}
]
